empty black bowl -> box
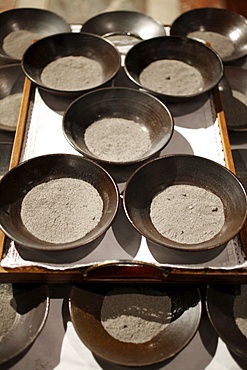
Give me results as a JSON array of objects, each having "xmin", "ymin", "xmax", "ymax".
[{"xmin": 82, "ymin": 10, "xmax": 166, "ymax": 39}]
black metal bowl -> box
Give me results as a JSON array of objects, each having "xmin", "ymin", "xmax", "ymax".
[
  {"xmin": 123, "ymin": 154, "xmax": 247, "ymax": 252},
  {"xmin": 124, "ymin": 36, "xmax": 223, "ymax": 102},
  {"xmin": 0, "ymin": 64, "xmax": 25, "ymax": 131},
  {"xmin": 0, "ymin": 8, "xmax": 71, "ymax": 63},
  {"xmin": 0, "ymin": 154, "xmax": 119, "ymax": 252},
  {"xmin": 63, "ymin": 87, "xmax": 174, "ymax": 166},
  {"xmin": 170, "ymin": 8, "xmax": 247, "ymax": 63},
  {"xmin": 0, "ymin": 284, "xmax": 49, "ymax": 365},
  {"xmin": 21, "ymin": 32, "xmax": 121, "ymax": 110},
  {"xmin": 69, "ymin": 283, "xmax": 201, "ymax": 366},
  {"xmin": 82, "ymin": 10, "xmax": 166, "ymax": 57},
  {"xmin": 206, "ymin": 284, "xmax": 247, "ymax": 360},
  {"xmin": 82, "ymin": 10, "xmax": 166, "ymax": 39}
]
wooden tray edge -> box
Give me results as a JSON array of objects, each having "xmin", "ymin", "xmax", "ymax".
[
  {"xmin": 213, "ymin": 86, "xmax": 247, "ymax": 258},
  {"xmin": 0, "ymin": 77, "xmax": 32, "ymax": 262}
]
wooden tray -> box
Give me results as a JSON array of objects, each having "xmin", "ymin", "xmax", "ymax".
[{"xmin": 0, "ymin": 77, "xmax": 247, "ymax": 284}]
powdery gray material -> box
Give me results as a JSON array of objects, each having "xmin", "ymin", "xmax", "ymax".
[
  {"xmin": 101, "ymin": 286, "xmax": 171, "ymax": 343},
  {"xmin": 0, "ymin": 93, "xmax": 22, "ymax": 128},
  {"xmin": 0, "ymin": 284, "xmax": 16, "ymax": 338},
  {"xmin": 233, "ymin": 285, "xmax": 247, "ymax": 337},
  {"xmin": 84, "ymin": 117, "xmax": 151, "ymax": 162},
  {"xmin": 21, "ymin": 178, "xmax": 103, "ymax": 244},
  {"xmin": 150, "ymin": 184, "xmax": 225, "ymax": 244},
  {"xmin": 187, "ymin": 31, "xmax": 235, "ymax": 60},
  {"xmin": 139, "ymin": 59, "xmax": 204, "ymax": 96},
  {"xmin": 3, "ymin": 30, "xmax": 40, "ymax": 60},
  {"xmin": 41, "ymin": 56, "xmax": 103, "ymax": 91}
]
